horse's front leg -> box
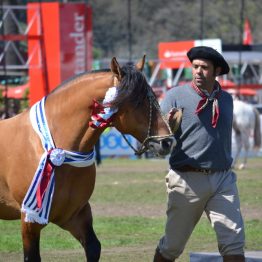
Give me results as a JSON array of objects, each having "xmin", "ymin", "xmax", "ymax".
[
  {"xmin": 21, "ymin": 214, "xmax": 44, "ymax": 262},
  {"xmin": 239, "ymin": 148, "xmax": 249, "ymax": 170},
  {"xmin": 60, "ymin": 202, "xmax": 101, "ymax": 262}
]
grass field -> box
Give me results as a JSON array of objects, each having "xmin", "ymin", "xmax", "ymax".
[{"xmin": 0, "ymin": 157, "xmax": 261, "ymax": 261}]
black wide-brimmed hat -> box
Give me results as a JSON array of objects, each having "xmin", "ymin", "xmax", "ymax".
[{"xmin": 187, "ymin": 46, "xmax": 230, "ymax": 75}]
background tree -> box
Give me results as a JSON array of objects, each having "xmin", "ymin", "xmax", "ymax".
[{"xmin": 89, "ymin": 0, "xmax": 262, "ymax": 59}]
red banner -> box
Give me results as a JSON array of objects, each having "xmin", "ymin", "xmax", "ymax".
[
  {"xmin": 158, "ymin": 41, "xmax": 194, "ymax": 69},
  {"xmin": 158, "ymin": 39, "xmax": 222, "ymax": 69},
  {"xmin": 28, "ymin": 2, "xmax": 93, "ymax": 105},
  {"xmin": 60, "ymin": 3, "xmax": 92, "ymax": 81}
]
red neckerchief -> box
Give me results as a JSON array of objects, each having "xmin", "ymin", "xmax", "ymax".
[{"xmin": 191, "ymin": 81, "xmax": 221, "ymax": 128}]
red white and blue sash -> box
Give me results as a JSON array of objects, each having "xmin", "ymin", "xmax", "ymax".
[{"xmin": 21, "ymin": 97, "xmax": 95, "ymax": 224}]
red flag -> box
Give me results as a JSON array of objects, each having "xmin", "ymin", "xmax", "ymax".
[{"xmin": 243, "ymin": 19, "xmax": 253, "ymax": 45}]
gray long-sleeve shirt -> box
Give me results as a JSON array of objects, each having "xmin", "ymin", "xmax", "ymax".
[{"xmin": 161, "ymin": 84, "xmax": 233, "ymax": 171}]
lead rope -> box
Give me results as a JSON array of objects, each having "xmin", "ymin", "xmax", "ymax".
[{"xmin": 121, "ymin": 97, "xmax": 153, "ymax": 155}]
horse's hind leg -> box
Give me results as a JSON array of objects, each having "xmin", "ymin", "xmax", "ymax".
[
  {"xmin": 240, "ymin": 135, "xmax": 250, "ymax": 170},
  {"xmin": 21, "ymin": 215, "xmax": 44, "ymax": 262},
  {"xmin": 232, "ymin": 133, "xmax": 242, "ymax": 169},
  {"xmin": 61, "ymin": 202, "xmax": 101, "ymax": 262}
]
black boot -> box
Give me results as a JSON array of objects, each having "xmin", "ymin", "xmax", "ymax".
[
  {"xmin": 153, "ymin": 247, "xmax": 174, "ymax": 262},
  {"xmin": 223, "ymin": 255, "xmax": 245, "ymax": 262}
]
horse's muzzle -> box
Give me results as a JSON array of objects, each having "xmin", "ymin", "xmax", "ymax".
[{"xmin": 147, "ymin": 136, "xmax": 176, "ymax": 157}]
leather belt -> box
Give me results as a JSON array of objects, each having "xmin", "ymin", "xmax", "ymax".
[{"xmin": 175, "ymin": 165, "xmax": 214, "ymax": 174}]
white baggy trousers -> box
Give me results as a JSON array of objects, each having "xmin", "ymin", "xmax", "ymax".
[{"xmin": 158, "ymin": 169, "xmax": 245, "ymax": 260}]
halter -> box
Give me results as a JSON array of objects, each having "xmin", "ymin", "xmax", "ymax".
[
  {"xmin": 121, "ymin": 87, "xmax": 173, "ymax": 155},
  {"xmin": 89, "ymin": 78, "xmax": 174, "ymax": 156}
]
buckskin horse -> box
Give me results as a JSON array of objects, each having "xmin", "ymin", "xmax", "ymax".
[{"xmin": 0, "ymin": 56, "xmax": 179, "ymax": 261}]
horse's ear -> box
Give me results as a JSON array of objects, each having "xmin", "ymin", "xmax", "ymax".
[
  {"xmin": 111, "ymin": 57, "xmax": 122, "ymax": 81},
  {"xmin": 136, "ymin": 54, "xmax": 146, "ymax": 71}
]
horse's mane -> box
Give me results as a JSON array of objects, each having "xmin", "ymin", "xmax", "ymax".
[
  {"xmin": 110, "ymin": 62, "xmax": 150, "ymax": 109},
  {"xmin": 50, "ymin": 69, "xmax": 111, "ymax": 94},
  {"xmin": 49, "ymin": 63, "xmax": 152, "ymax": 109}
]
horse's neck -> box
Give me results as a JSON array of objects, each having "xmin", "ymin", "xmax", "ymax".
[{"xmin": 44, "ymin": 73, "xmax": 113, "ymax": 152}]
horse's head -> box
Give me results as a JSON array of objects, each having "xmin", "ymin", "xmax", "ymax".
[{"xmin": 109, "ymin": 56, "xmax": 176, "ymax": 157}]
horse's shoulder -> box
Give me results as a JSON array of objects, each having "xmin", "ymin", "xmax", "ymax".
[{"xmin": 234, "ymin": 100, "xmax": 253, "ymax": 110}]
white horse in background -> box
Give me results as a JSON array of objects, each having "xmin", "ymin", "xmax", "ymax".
[{"xmin": 232, "ymin": 99, "xmax": 261, "ymax": 170}]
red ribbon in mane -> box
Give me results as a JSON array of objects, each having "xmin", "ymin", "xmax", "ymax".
[{"xmin": 89, "ymin": 99, "xmax": 115, "ymax": 128}]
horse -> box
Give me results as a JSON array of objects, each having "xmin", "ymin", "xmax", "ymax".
[
  {"xmin": 0, "ymin": 56, "xmax": 178, "ymax": 261},
  {"xmin": 232, "ymin": 98, "xmax": 261, "ymax": 170}
]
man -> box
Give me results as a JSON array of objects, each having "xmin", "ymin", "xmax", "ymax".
[{"xmin": 154, "ymin": 46, "xmax": 245, "ymax": 262}]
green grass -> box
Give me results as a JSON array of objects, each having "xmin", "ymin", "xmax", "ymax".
[
  {"xmin": 0, "ymin": 220, "xmax": 22, "ymax": 251},
  {"xmin": 1, "ymin": 218, "xmax": 261, "ymax": 260},
  {"xmin": 0, "ymin": 158, "xmax": 261, "ymax": 261}
]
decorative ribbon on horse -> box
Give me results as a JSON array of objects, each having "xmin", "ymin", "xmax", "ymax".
[
  {"xmin": 191, "ymin": 81, "xmax": 221, "ymax": 128},
  {"xmin": 36, "ymin": 150, "xmax": 53, "ymax": 209},
  {"xmin": 21, "ymin": 97, "xmax": 95, "ymax": 224},
  {"xmin": 89, "ymin": 86, "xmax": 118, "ymax": 128}
]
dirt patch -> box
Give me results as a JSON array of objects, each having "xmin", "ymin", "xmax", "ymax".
[
  {"xmin": 92, "ymin": 202, "xmax": 166, "ymax": 218},
  {"xmin": 93, "ymin": 159, "xmax": 262, "ymax": 221},
  {"xmin": 92, "ymin": 203, "xmax": 262, "ymax": 221}
]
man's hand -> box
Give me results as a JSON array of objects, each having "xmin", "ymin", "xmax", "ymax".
[{"xmin": 168, "ymin": 108, "xmax": 183, "ymax": 133}]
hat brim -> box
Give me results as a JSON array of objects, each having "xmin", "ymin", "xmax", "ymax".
[{"xmin": 187, "ymin": 46, "xmax": 230, "ymax": 75}]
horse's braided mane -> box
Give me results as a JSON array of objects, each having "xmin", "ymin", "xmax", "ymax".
[
  {"xmin": 49, "ymin": 69, "xmax": 111, "ymax": 94},
  {"xmin": 49, "ymin": 65, "xmax": 153, "ymax": 110}
]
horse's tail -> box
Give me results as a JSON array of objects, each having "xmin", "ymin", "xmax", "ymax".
[{"xmin": 253, "ymin": 107, "xmax": 261, "ymax": 150}]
